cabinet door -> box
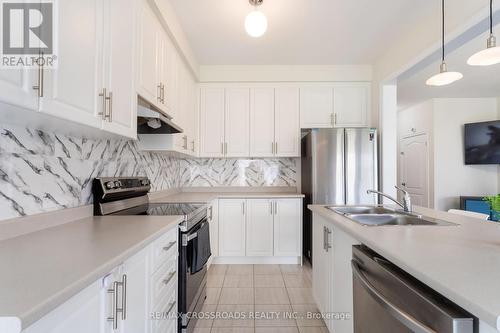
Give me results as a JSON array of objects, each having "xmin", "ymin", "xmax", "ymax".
[
  {"xmin": 23, "ymin": 280, "xmax": 104, "ymax": 333},
  {"xmin": 246, "ymin": 199, "xmax": 274, "ymax": 256},
  {"xmin": 121, "ymin": 249, "xmax": 149, "ymax": 333},
  {"xmin": 273, "ymin": 199, "xmax": 301, "ymax": 257},
  {"xmin": 333, "ymin": 84, "xmax": 369, "ymax": 127},
  {"xmin": 0, "ymin": 69, "xmax": 38, "ymax": 112},
  {"xmin": 312, "ymin": 218, "xmax": 328, "ymax": 313},
  {"xmin": 208, "ymin": 200, "xmax": 219, "ymax": 257},
  {"xmin": 224, "ymin": 88, "xmax": 250, "ymax": 157},
  {"xmin": 137, "ymin": 1, "xmax": 161, "ymax": 107},
  {"xmin": 275, "ymin": 87, "xmax": 300, "ymax": 157},
  {"xmin": 39, "ymin": 0, "xmax": 102, "ymax": 129},
  {"xmin": 299, "ymin": 87, "xmax": 333, "ymax": 128},
  {"xmin": 250, "ymin": 88, "xmax": 275, "ymax": 157},
  {"xmin": 330, "ymin": 227, "xmax": 358, "ymax": 333},
  {"xmin": 101, "ymin": 0, "xmax": 137, "ymax": 139},
  {"xmin": 199, "ymin": 88, "xmax": 225, "ymax": 157},
  {"xmin": 218, "ymin": 199, "xmax": 246, "ymax": 257}
]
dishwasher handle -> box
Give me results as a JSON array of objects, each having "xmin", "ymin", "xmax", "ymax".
[{"xmin": 351, "ymin": 260, "xmax": 437, "ymax": 333}]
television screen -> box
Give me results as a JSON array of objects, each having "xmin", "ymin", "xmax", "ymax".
[{"xmin": 464, "ymin": 120, "xmax": 500, "ymax": 165}]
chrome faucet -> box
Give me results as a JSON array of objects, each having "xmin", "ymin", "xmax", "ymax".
[{"xmin": 367, "ymin": 186, "xmax": 412, "ymax": 213}]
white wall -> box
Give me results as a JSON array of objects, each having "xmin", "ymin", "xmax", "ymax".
[{"xmin": 433, "ymin": 98, "xmax": 499, "ymax": 211}]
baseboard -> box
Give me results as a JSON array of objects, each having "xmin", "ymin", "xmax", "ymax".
[{"xmin": 212, "ymin": 256, "xmax": 302, "ymax": 265}]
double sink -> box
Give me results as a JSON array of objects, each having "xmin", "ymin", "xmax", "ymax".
[{"xmin": 328, "ymin": 206, "xmax": 456, "ymax": 227}]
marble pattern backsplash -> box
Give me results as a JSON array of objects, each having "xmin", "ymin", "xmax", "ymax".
[{"xmin": 0, "ymin": 124, "xmax": 297, "ymax": 220}]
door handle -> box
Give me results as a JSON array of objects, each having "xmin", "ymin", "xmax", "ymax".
[
  {"xmin": 107, "ymin": 281, "xmax": 119, "ymax": 330},
  {"xmin": 99, "ymin": 88, "xmax": 107, "ymax": 120},
  {"xmin": 32, "ymin": 52, "xmax": 44, "ymax": 97},
  {"xmin": 351, "ymin": 261, "xmax": 436, "ymax": 333},
  {"xmin": 191, "ymin": 140, "xmax": 195, "ymax": 152},
  {"xmin": 274, "ymin": 201, "xmax": 278, "ymax": 215},
  {"xmin": 120, "ymin": 274, "xmax": 127, "ymax": 320},
  {"xmin": 325, "ymin": 228, "xmax": 332, "ymax": 251},
  {"xmin": 162, "ymin": 270, "xmax": 176, "ymax": 286},
  {"xmin": 162, "ymin": 241, "xmax": 176, "ymax": 252},
  {"xmin": 157, "ymin": 83, "xmax": 162, "ymax": 103},
  {"xmin": 242, "ymin": 202, "xmax": 245, "ymax": 215},
  {"xmin": 106, "ymin": 91, "xmax": 113, "ymax": 122},
  {"xmin": 224, "ymin": 142, "xmax": 228, "ymax": 155},
  {"xmin": 270, "ymin": 201, "xmax": 273, "ymax": 215}
]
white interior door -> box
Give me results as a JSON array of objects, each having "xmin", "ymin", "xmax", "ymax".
[
  {"xmin": 101, "ymin": 0, "xmax": 137, "ymax": 139},
  {"xmin": 246, "ymin": 199, "xmax": 274, "ymax": 256},
  {"xmin": 199, "ymin": 87, "xmax": 225, "ymax": 157},
  {"xmin": 225, "ymin": 88, "xmax": 250, "ymax": 157},
  {"xmin": 218, "ymin": 199, "xmax": 246, "ymax": 257},
  {"xmin": 275, "ymin": 87, "xmax": 300, "ymax": 157},
  {"xmin": 299, "ymin": 87, "xmax": 333, "ymax": 128},
  {"xmin": 250, "ymin": 88, "xmax": 275, "ymax": 157},
  {"xmin": 400, "ymin": 134, "xmax": 429, "ymax": 207},
  {"xmin": 40, "ymin": 0, "xmax": 102, "ymax": 130}
]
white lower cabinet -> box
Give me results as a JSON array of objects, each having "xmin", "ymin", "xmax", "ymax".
[
  {"xmin": 246, "ymin": 199, "xmax": 274, "ymax": 256},
  {"xmin": 23, "ymin": 280, "xmax": 104, "ymax": 333},
  {"xmin": 23, "ymin": 228, "xmax": 178, "ymax": 333},
  {"xmin": 218, "ymin": 199, "xmax": 247, "ymax": 257},
  {"xmin": 273, "ymin": 199, "xmax": 302, "ymax": 257},
  {"xmin": 218, "ymin": 198, "xmax": 302, "ymax": 261},
  {"xmin": 312, "ymin": 213, "xmax": 359, "ymax": 333},
  {"xmin": 208, "ymin": 200, "xmax": 219, "ymax": 259}
]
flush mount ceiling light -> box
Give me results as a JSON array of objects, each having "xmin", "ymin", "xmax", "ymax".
[
  {"xmin": 468, "ymin": 0, "xmax": 500, "ymax": 66},
  {"xmin": 245, "ymin": 0, "xmax": 267, "ymax": 38},
  {"xmin": 426, "ymin": 0, "xmax": 463, "ymax": 86}
]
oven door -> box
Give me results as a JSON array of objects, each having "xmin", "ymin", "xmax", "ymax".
[{"xmin": 179, "ymin": 219, "xmax": 209, "ymax": 333}]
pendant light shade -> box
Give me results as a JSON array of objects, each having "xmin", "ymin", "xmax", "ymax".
[
  {"xmin": 426, "ymin": 0, "xmax": 463, "ymax": 86},
  {"xmin": 245, "ymin": 0, "xmax": 267, "ymax": 38},
  {"xmin": 467, "ymin": 0, "xmax": 500, "ymax": 66},
  {"xmin": 426, "ymin": 63, "xmax": 464, "ymax": 86}
]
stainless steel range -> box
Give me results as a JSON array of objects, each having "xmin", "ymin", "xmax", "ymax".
[{"xmin": 93, "ymin": 177, "xmax": 210, "ymax": 333}]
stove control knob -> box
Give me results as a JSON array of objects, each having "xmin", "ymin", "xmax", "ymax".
[
  {"xmin": 105, "ymin": 181, "xmax": 114, "ymax": 189},
  {"xmin": 114, "ymin": 181, "xmax": 122, "ymax": 188},
  {"xmin": 141, "ymin": 179, "xmax": 149, "ymax": 186}
]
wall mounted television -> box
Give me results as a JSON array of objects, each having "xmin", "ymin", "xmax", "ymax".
[{"xmin": 464, "ymin": 120, "xmax": 500, "ymax": 165}]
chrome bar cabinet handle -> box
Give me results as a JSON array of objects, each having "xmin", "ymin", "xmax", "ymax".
[
  {"xmin": 98, "ymin": 88, "xmax": 107, "ymax": 119},
  {"xmin": 32, "ymin": 53, "xmax": 44, "ymax": 97},
  {"xmin": 107, "ymin": 281, "xmax": 119, "ymax": 330}
]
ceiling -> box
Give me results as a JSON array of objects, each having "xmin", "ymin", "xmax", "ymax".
[
  {"xmin": 168, "ymin": 0, "xmax": 435, "ymax": 65},
  {"xmin": 398, "ymin": 30, "xmax": 500, "ymax": 111}
]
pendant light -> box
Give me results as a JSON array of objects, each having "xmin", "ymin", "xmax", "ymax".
[
  {"xmin": 426, "ymin": 0, "xmax": 463, "ymax": 86},
  {"xmin": 467, "ymin": 0, "xmax": 500, "ymax": 66},
  {"xmin": 245, "ymin": 0, "xmax": 267, "ymax": 38}
]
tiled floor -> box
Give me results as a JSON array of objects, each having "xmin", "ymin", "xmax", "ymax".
[{"xmin": 195, "ymin": 263, "xmax": 326, "ymax": 333}]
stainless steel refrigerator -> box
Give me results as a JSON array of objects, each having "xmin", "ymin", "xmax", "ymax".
[{"xmin": 301, "ymin": 128, "xmax": 378, "ymax": 262}]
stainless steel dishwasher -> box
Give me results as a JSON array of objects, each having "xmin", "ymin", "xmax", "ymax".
[{"xmin": 352, "ymin": 245, "xmax": 476, "ymax": 333}]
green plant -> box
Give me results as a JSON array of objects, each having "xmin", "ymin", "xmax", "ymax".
[{"xmin": 484, "ymin": 195, "xmax": 500, "ymax": 215}]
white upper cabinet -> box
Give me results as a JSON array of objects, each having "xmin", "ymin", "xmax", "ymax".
[
  {"xmin": 246, "ymin": 199, "xmax": 274, "ymax": 256},
  {"xmin": 300, "ymin": 84, "xmax": 370, "ymax": 129},
  {"xmin": 224, "ymin": 88, "xmax": 250, "ymax": 157},
  {"xmin": 101, "ymin": 0, "xmax": 137, "ymax": 139},
  {"xmin": 137, "ymin": 2, "xmax": 158, "ymax": 105},
  {"xmin": 200, "ymin": 88, "xmax": 225, "ymax": 157},
  {"xmin": 0, "ymin": 69, "xmax": 39, "ymax": 112},
  {"xmin": 137, "ymin": 1, "xmax": 166, "ymax": 112},
  {"xmin": 333, "ymin": 83, "xmax": 370, "ymax": 127},
  {"xmin": 39, "ymin": 0, "xmax": 103, "ymax": 130},
  {"xmin": 275, "ymin": 87, "xmax": 300, "ymax": 156},
  {"xmin": 250, "ymin": 88, "xmax": 275, "ymax": 157},
  {"xmin": 300, "ymin": 87, "xmax": 334, "ymax": 128}
]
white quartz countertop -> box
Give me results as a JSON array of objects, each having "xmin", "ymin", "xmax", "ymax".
[
  {"xmin": 0, "ymin": 215, "xmax": 182, "ymax": 329},
  {"xmin": 151, "ymin": 191, "xmax": 305, "ymax": 204},
  {"xmin": 309, "ymin": 204, "xmax": 500, "ymax": 331}
]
